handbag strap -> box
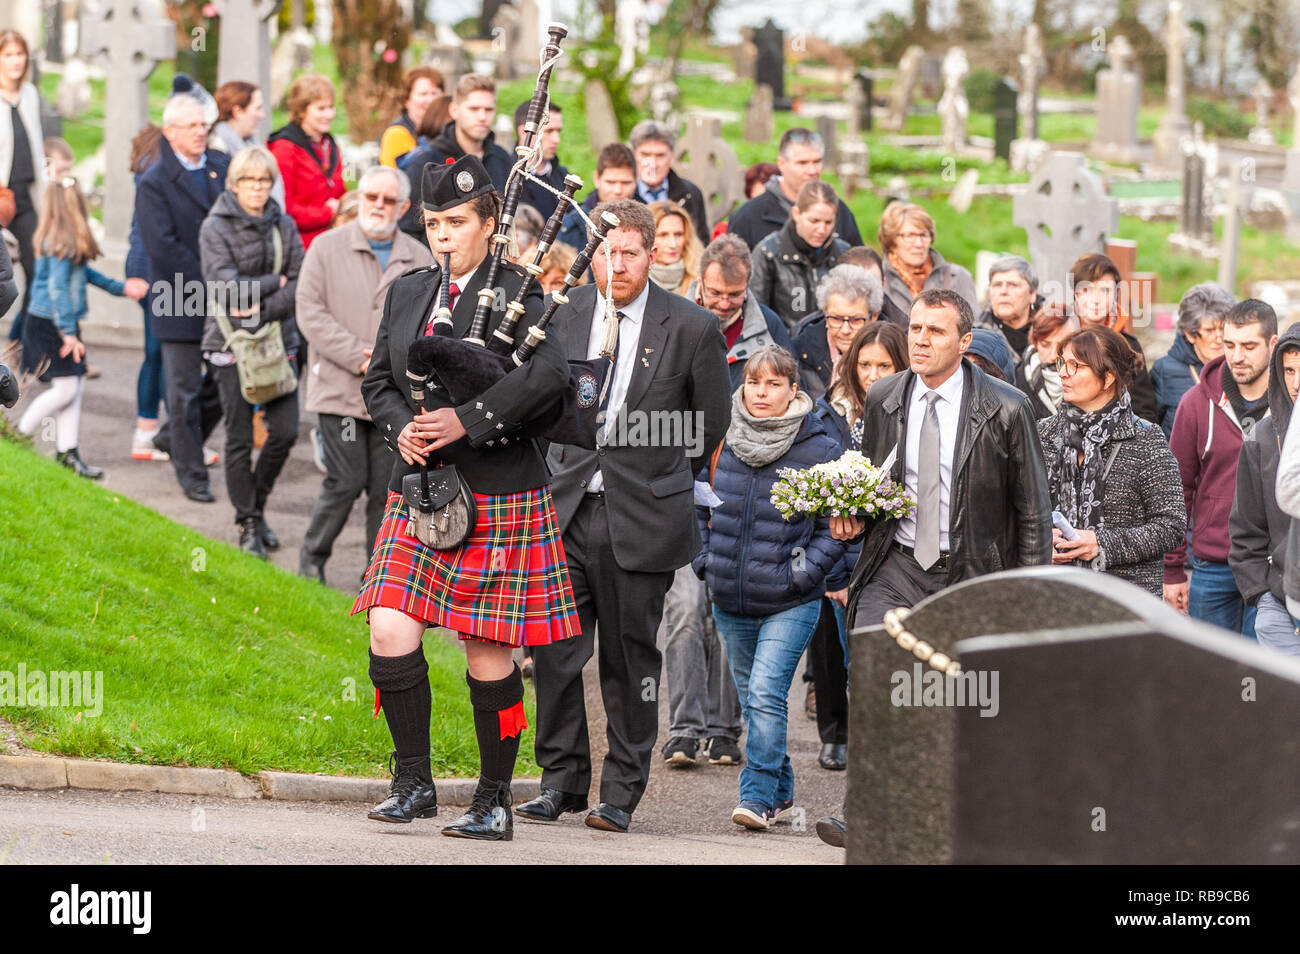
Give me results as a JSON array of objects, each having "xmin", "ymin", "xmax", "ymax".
[
  {"xmin": 212, "ymin": 227, "xmax": 283, "ymax": 350},
  {"xmin": 271, "ymin": 224, "xmax": 283, "ymax": 276}
]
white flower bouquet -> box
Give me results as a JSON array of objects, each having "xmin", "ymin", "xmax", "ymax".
[{"xmin": 769, "ymin": 450, "xmax": 915, "ymax": 522}]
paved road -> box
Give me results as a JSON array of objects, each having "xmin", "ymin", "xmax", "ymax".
[{"xmin": 1, "ymin": 341, "xmax": 846, "ymax": 863}]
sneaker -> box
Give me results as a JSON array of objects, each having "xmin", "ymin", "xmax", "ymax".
[
  {"xmin": 661, "ymin": 736, "xmax": 698, "ymax": 766},
  {"xmin": 131, "ymin": 429, "xmax": 170, "ymax": 461},
  {"xmin": 705, "ymin": 736, "xmax": 743, "ymax": 765},
  {"xmin": 204, "ymin": 446, "xmax": 220, "ymax": 467},
  {"xmin": 310, "ymin": 426, "xmax": 327, "ymax": 474},
  {"xmin": 770, "ymin": 797, "xmax": 795, "ymax": 825},
  {"xmin": 731, "ymin": 801, "xmax": 771, "ymax": 831}
]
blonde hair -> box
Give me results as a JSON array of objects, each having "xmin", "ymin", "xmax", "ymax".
[
  {"xmin": 286, "ymin": 74, "xmax": 336, "ymax": 124},
  {"xmin": 226, "ymin": 145, "xmax": 279, "ymax": 189},
  {"xmin": 34, "ymin": 177, "xmax": 100, "ymax": 264},
  {"xmin": 877, "ymin": 201, "xmax": 935, "ymax": 254},
  {"xmin": 454, "ymin": 73, "xmax": 496, "ymax": 102},
  {"xmin": 539, "ymin": 242, "xmax": 583, "ymax": 285},
  {"xmin": 649, "ymin": 200, "xmax": 702, "ymax": 292}
]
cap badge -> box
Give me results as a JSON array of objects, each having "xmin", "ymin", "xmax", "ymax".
[{"xmin": 456, "ymin": 170, "xmax": 475, "ymax": 193}]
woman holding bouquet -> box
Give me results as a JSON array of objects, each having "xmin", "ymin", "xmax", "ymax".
[{"xmin": 694, "ymin": 346, "xmax": 846, "ymax": 830}]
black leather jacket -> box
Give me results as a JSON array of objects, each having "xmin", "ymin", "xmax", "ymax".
[{"xmin": 845, "ymin": 359, "xmax": 1053, "ymax": 629}]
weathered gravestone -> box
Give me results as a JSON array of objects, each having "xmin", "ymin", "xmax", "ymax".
[
  {"xmin": 1012, "ymin": 151, "xmax": 1118, "ymax": 302},
  {"xmin": 584, "ymin": 78, "xmax": 620, "ymax": 155},
  {"xmin": 815, "ymin": 114, "xmax": 837, "ymax": 168},
  {"xmin": 214, "ymin": 0, "xmax": 281, "ymax": 142},
  {"xmin": 846, "ymin": 567, "xmax": 1300, "ymax": 864},
  {"xmin": 993, "ymin": 77, "xmax": 1018, "ymax": 161},
  {"xmin": 753, "ymin": 19, "xmax": 790, "ymax": 111},
  {"xmin": 675, "ymin": 113, "xmax": 741, "ymax": 232},
  {"xmin": 1218, "ymin": 159, "xmax": 1249, "ymax": 294},
  {"xmin": 269, "ymin": 28, "xmax": 314, "ymax": 108},
  {"xmin": 79, "ymin": 0, "xmax": 174, "ymax": 338},
  {"xmin": 55, "ymin": 57, "xmax": 92, "ymax": 120},
  {"xmin": 938, "ymin": 47, "xmax": 969, "ymax": 154},
  {"xmin": 1018, "ymin": 23, "xmax": 1044, "ymax": 141},
  {"xmin": 848, "ymin": 71, "xmax": 872, "ymax": 134},
  {"xmin": 1090, "ymin": 36, "xmax": 1140, "ymax": 164},
  {"xmin": 1250, "ymin": 79, "xmax": 1276, "ymax": 146},
  {"xmin": 1152, "ymin": 0, "xmax": 1192, "ymax": 172},
  {"xmin": 744, "ymin": 83, "xmax": 775, "ymax": 143},
  {"xmin": 1169, "ymin": 123, "xmax": 1216, "ymax": 256},
  {"xmin": 732, "ymin": 27, "xmax": 756, "ymax": 82},
  {"xmin": 1285, "ymin": 72, "xmax": 1300, "ymax": 244},
  {"xmin": 883, "ymin": 45, "xmax": 923, "ymax": 132}
]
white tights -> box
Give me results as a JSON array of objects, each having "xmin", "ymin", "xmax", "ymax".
[{"xmin": 19, "ymin": 375, "xmax": 85, "ymax": 453}]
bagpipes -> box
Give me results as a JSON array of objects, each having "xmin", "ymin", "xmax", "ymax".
[{"xmin": 406, "ymin": 21, "xmax": 621, "ymax": 452}]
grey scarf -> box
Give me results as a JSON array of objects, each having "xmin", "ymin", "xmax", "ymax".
[
  {"xmin": 650, "ymin": 260, "xmax": 686, "ymax": 293},
  {"xmin": 725, "ymin": 387, "xmax": 814, "ymax": 467}
]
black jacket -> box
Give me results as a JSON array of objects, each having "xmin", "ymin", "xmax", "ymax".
[
  {"xmin": 1230, "ymin": 324, "xmax": 1300, "ymax": 605},
  {"xmin": 398, "ymin": 123, "xmax": 513, "ymax": 242},
  {"xmin": 519, "ymin": 155, "xmax": 570, "ymax": 221},
  {"xmin": 0, "ymin": 236, "xmax": 15, "ymax": 317},
  {"xmin": 632, "ymin": 168, "xmax": 710, "ymax": 246},
  {"xmin": 361, "ymin": 256, "xmax": 570, "ymax": 495},
  {"xmin": 725, "ymin": 177, "xmax": 863, "ymax": 250},
  {"xmin": 544, "ymin": 281, "xmax": 732, "ymax": 574},
  {"xmin": 556, "ymin": 188, "xmax": 600, "ymax": 253},
  {"xmin": 198, "ymin": 191, "xmax": 306, "ymax": 355},
  {"xmin": 791, "ymin": 311, "xmax": 835, "ymax": 401},
  {"xmin": 135, "ymin": 139, "xmax": 231, "ymax": 342},
  {"xmin": 844, "ymin": 360, "xmax": 1054, "ymax": 629},
  {"xmin": 749, "ymin": 219, "xmax": 848, "ymax": 331},
  {"xmin": 1119, "ymin": 328, "xmax": 1160, "ymax": 426}
]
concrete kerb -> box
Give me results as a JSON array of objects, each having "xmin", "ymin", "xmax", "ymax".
[{"xmin": 0, "ymin": 755, "xmax": 541, "ymax": 806}]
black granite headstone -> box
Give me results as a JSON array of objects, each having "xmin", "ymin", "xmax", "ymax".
[
  {"xmin": 993, "ymin": 77, "xmax": 1018, "ymax": 161},
  {"xmin": 753, "ymin": 18, "xmax": 790, "ymax": 111},
  {"xmin": 846, "ymin": 567, "xmax": 1300, "ymax": 864},
  {"xmin": 853, "ymin": 71, "xmax": 873, "ymax": 132}
]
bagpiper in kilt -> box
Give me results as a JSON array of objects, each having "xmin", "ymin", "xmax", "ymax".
[{"xmin": 352, "ymin": 154, "xmax": 578, "ymax": 841}]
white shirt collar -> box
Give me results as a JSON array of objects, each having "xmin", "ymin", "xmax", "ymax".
[{"xmin": 912, "ymin": 363, "xmax": 964, "ymax": 407}]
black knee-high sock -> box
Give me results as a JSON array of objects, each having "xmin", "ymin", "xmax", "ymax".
[
  {"xmin": 466, "ymin": 665, "xmax": 526, "ymax": 785},
  {"xmin": 370, "ymin": 648, "xmax": 432, "ymax": 781}
]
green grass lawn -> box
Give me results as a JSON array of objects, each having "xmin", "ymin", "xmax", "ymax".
[{"xmin": 0, "ymin": 435, "xmax": 539, "ymax": 778}]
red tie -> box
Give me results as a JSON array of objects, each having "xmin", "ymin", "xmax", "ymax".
[{"xmin": 424, "ymin": 282, "xmax": 460, "ymax": 335}]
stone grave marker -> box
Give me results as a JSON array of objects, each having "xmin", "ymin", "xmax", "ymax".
[
  {"xmin": 1012, "ymin": 151, "xmax": 1118, "ymax": 301},
  {"xmin": 743, "ymin": 83, "xmax": 775, "ymax": 143},
  {"xmin": 1219, "ymin": 159, "xmax": 1248, "ymax": 294},
  {"xmin": 1285, "ymin": 71, "xmax": 1300, "ymax": 244},
  {"xmin": 615, "ymin": 0, "xmax": 650, "ymax": 77},
  {"xmin": 1250, "ymin": 79, "xmax": 1276, "ymax": 145},
  {"xmin": 848, "ymin": 71, "xmax": 872, "ymax": 134},
  {"xmin": 1152, "ymin": 1, "xmax": 1192, "ymax": 172},
  {"xmin": 675, "ymin": 113, "xmax": 742, "ymax": 232},
  {"xmin": 847, "ymin": 567, "xmax": 1300, "ymax": 864},
  {"xmin": 55, "ymin": 57, "xmax": 92, "ymax": 120},
  {"xmin": 816, "ymin": 114, "xmax": 837, "ymax": 168},
  {"xmin": 214, "ymin": 0, "xmax": 281, "ymax": 142},
  {"xmin": 269, "ymin": 28, "xmax": 315, "ymax": 108},
  {"xmin": 1169, "ymin": 123, "xmax": 1216, "ymax": 256},
  {"xmin": 753, "ymin": 18, "xmax": 790, "ymax": 111},
  {"xmin": 584, "ymin": 78, "xmax": 620, "ymax": 154},
  {"xmin": 1090, "ymin": 36, "xmax": 1140, "ymax": 164},
  {"xmin": 1018, "ymin": 23, "xmax": 1044, "ymax": 141},
  {"xmin": 948, "ymin": 168, "xmax": 979, "ymax": 214},
  {"xmin": 883, "ymin": 45, "xmax": 923, "ymax": 132},
  {"xmin": 79, "ymin": 0, "xmax": 174, "ymax": 336},
  {"xmin": 993, "ymin": 77, "xmax": 1018, "ymax": 161},
  {"xmin": 732, "ymin": 27, "xmax": 756, "ymax": 82},
  {"xmin": 938, "ymin": 47, "xmax": 969, "ymax": 154}
]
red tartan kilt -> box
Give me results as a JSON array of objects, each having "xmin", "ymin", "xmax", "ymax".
[{"xmin": 352, "ymin": 487, "xmax": 580, "ymax": 647}]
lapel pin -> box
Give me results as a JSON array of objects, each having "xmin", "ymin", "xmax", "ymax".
[
  {"xmin": 644, "ymin": 347, "xmax": 654, "ymax": 354},
  {"xmin": 641, "ymin": 357, "xmax": 650, "ymax": 367}
]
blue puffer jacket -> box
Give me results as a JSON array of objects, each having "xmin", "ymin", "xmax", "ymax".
[
  {"xmin": 1149, "ymin": 332, "xmax": 1203, "ymax": 440},
  {"xmin": 27, "ymin": 255, "xmax": 125, "ymax": 334},
  {"xmin": 694, "ymin": 408, "xmax": 847, "ymax": 616},
  {"xmin": 813, "ymin": 396, "xmax": 860, "ymax": 591}
]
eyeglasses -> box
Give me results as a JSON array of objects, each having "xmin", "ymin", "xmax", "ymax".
[
  {"xmin": 896, "ymin": 231, "xmax": 930, "ymax": 244},
  {"xmin": 825, "ymin": 314, "xmax": 870, "ymax": 330},
  {"xmin": 237, "ymin": 176, "xmax": 273, "ymax": 187},
  {"xmin": 361, "ymin": 191, "xmax": 401, "ymax": 207},
  {"xmin": 1193, "ymin": 321, "xmax": 1225, "ymax": 339},
  {"xmin": 698, "ymin": 284, "xmax": 747, "ymax": 303},
  {"xmin": 1051, "ymin": 357, "xmax": 1093, "ymax": 377}
]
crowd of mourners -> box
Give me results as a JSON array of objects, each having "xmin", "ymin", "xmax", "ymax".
[{"xmin": 5, "ymin": 28, "xmax": 1300, "ymax": 844}]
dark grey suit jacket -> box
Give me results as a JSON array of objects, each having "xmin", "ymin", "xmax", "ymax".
[{"xmin": 547, "ymin": 281, "xmax": 732, "ymax": 574}]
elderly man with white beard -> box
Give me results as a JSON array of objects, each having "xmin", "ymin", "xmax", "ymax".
[{"xmin": 295, "ymin": 165, "xmax": 433, "ymax": 583}]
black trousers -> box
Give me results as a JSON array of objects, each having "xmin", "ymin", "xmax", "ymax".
[
  {"xmin": 808, "ymin": 598, "xmax": 848, "ymax": 745},
  {"xmin": 532, "ymin": 494, "xmax": 675, "ymax": 812},
  {"xmin": 214, "ymin": 364, "xmax": 299, "ymax": 524},
  {"xmin": 852, "ymin": 544, "xmax": 950, "ymax": 630},
  {"xmin": 160, "ymin": 341, "xmax": 222, "ymax": 493},
  {"xmin": 6, "ymin": 199, "xmax": 35, "ymax": 341},
  {"xmin": 301, "ymin": 413, "xmax": 390, "ymax": 567}
]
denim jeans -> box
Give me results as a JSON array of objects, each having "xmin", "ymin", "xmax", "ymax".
[
  {"xmin": 662, "ymin": 566, "xmax": 742, "ymax": 741},
  {"xmin": 1189, "ymin": 556, "xmax": 1257, "ymax": 639},
  {"xmin": 1255, "ymin": 593, "xmax": 1300, "ymax": 656},
  {"xmin": 713, "ymin": 599, "xmax": 823, "ymax": 810},
  {"xmin": 136, "ymin": 299, "xmax": 164, "ymax": 420}
]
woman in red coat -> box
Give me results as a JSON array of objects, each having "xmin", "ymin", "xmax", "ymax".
[{"xmin": 267, "ymin": 74, "xmax": 346, "ymax": 251}]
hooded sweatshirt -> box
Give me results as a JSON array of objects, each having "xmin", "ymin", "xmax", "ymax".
[
  {"xmin": 1229, "ymin": 325, "xmax": 1300, "ymax": 605},
  {"xmin": 1167, "ymin": 354, "xmax": 1271, "ymax": 583}
]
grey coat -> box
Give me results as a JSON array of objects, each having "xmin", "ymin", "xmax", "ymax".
[
  {"xmin": 1038, "ymin": 406, "xmax": 1186, "ymax": 596},
  {"xmin": 881, "ymin": 246, "xmax": 978, "ymax": 319},
  {"xmin": 199, "ymin": 190, "xmax": 305, "ymax": 355}
]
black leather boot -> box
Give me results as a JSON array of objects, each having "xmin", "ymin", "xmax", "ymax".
[
  {"xmin": 239, "ymin": 518, "xmax": 268, "ymax": 559},
  {"xmin": 368, "ymin": 752, "xmax": 438, "ymax": 823},
  {"xmin": 441, "ymin": 779, "xmax": 513, "ymax": 841},
  {"xmin": 57, "ymin": 448, "xmax": 103, "ymax": 480},
  {"xmin": 257, "ymin": 517, "xmax": 280, "ymax": 550}
]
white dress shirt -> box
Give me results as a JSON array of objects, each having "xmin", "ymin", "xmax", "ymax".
[
  {"xmin": 894, "ymin": 365, "xmax": 964, "ymax": 551},
  {"xmin": 585, "ymin": 281, "xmax": 649, "ymax": 492}
]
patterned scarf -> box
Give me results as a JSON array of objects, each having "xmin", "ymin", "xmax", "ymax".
[
  {"xmin": 887, "ymin": 249, "xmax": 932, "ymax": 299},
  {"xmin": 1055, "ymin": 390, "xmax": 1135, "ymax": 531}
]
